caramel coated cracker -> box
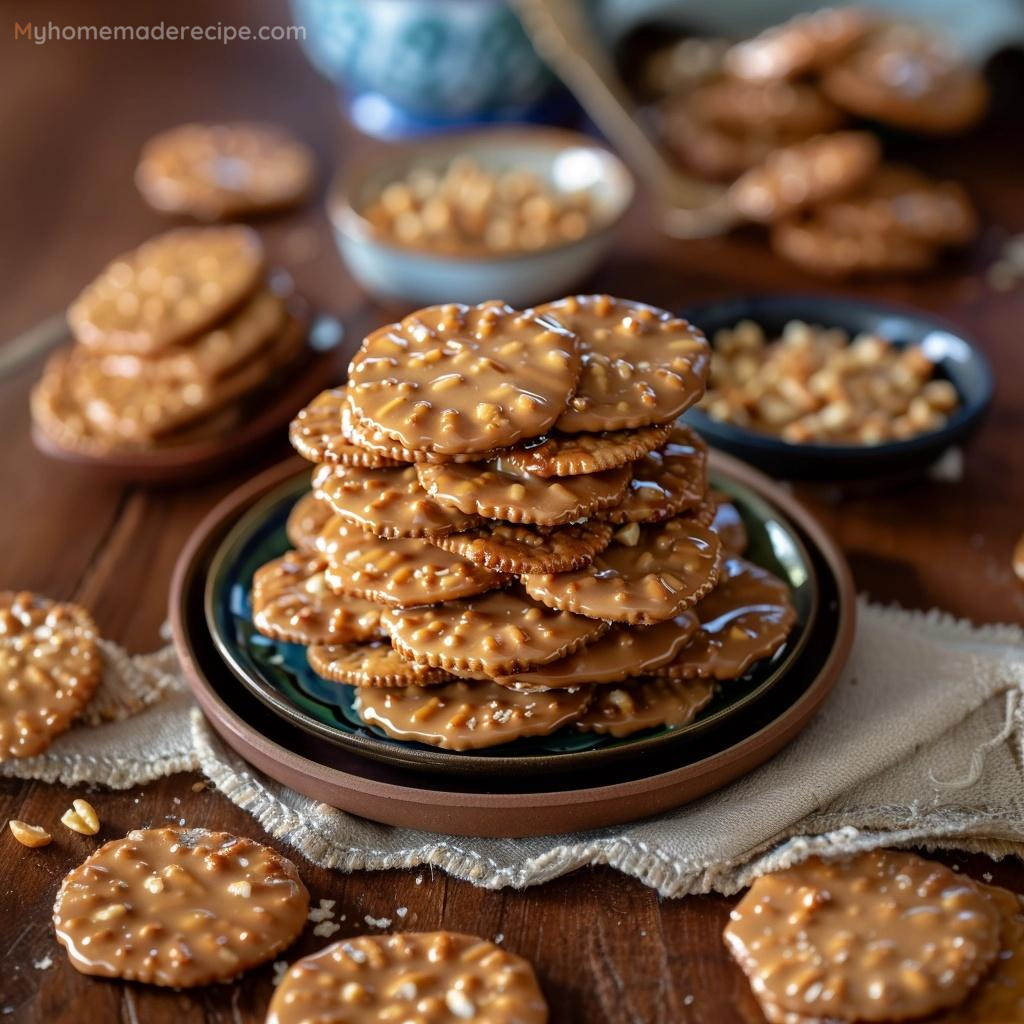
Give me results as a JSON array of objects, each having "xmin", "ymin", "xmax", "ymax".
[
  {"xmin": 771, "ymin": 211, "xmax": 935, "ymax": 278},
  {"xmin": 710, "ymin": 497, "xmax": 748, "ymax": 555},
  {"xmin": 496, "ymin": 613, "xmax": 698, "ymax": 692},
  {"xmin": 322, "ymin": 533, "xmax": 506, "ymax": 607},
  {"xmin": 724, "ymin": 849, "xmax": 1002, "ymax": 1023},
  {"xmin": 725, "ymin": 6, "xmax": 874, "ymax": 82},
  {"xmin": 432, "ymin": 520, "xmax": 613, "ymax": 575},
  {"xmin": 382, "ymin": 590, "xmax": 609, "ymax": 677},
  {"xmin": 602, "ymin": 424, "xmax": 708, "ymax": 525},
  {"xmin": 536, "ymin": 295, "xmax": 709, "ymax": 433},
  {"xmin": 0, "ymin": 591, "xmax": 100, "ymax": 760},
  {"xmin": 730, "ymin": 131, "xmax": 881, "ymax": 225},
  {"xmin": 355, "ymin": 679, "xmax": 592, "ymax": 751},
  {"xmin": 416, "ymin": 460, "xmax": 631, "ymax": 528},
  {"xmin": 251, "ymin": 551, "xmax": 384, "ymax": 645},
  {"xmin": 307, "ymin": 640, "xmax": 449, "ymax": 688},
  {"xmin": 92, "ymin": 287, "xmax": 286, "ymax": 383},
  {"xmin": 496, "ymin": 422, "xmax": 671, "ymax": 478},
  {"xmin": 267, "ymin": 931, "xmax": 548, "ymax": 1023},
  {"xmin": 522, "ymin": 518, "xmax": 722, "ymax": 625},
  {"xmin": 69, "ymin": 226, "xmax": 265, "ymax": 354},
  {"xmin": 290, "ymin": 389, "xmax": 401, "ymax": 468},
  {"xmin": 313, "ymin": 463, "xmax": 476, "ymax": 539},
  {"xmin": 347, "ymin": 301, "xmax": 581, "ymax": 455},
  {"xmin": 53, "ymin": 827, "xmax": 308, "ymax": 987},
  {"xmin": 818, "ymin": 164, "xmax": 977, "ymax": 248},
  {"xmin": 656, "ymin": 557, "xmax": 796, "ymax": 681},
  {"xmin": 45, "ymin": 311, "xmax": 305, "ymax": 445},
  {"xmin": 136, "ymin": 121, "xmax": 315, "ymax": 221},
  {"xmin": 821, "ymin": 24, "xmax": 988, "ymax": 135},
  {"xmin": 576, "ymin": 678, "xmax": 715, "ymax": 737},
  {"xmin": 285, "ymin": 491, "xmax": 333, "ymax": 553}
]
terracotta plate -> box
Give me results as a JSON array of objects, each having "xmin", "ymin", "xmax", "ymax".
[
  {"xmin": 170, "ymin": 456, "xmax": 855, "ymax": 837},
  {"xmin": 202, "ymin": 466, "xmax": 817, "ymax": 776},
  {"xmin": 28, "ymin": 313, "xmax": 346, "ymax": 484}
]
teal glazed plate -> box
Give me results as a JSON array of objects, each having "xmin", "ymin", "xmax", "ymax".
[{"xmin": 203, "ymin": 463, "xmax": 818, "ymax": 778}]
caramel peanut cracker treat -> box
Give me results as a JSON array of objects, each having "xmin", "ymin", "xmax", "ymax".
[
  {"xmin": 267, "ymin": 931, "xmax": 548, "ymax": 1023},
  {"xmin": 724, "ymin": 849, "xmax": 1002, "ymax": 1022},
  {"xmin": 314, "ymin": 462, "xmax": 477, "ymax": 539},
  {"xmin": 536, "ymin": 294, "xmax": 710, "ymax": 433},
  {"xmin": 307, "ymin": 640, "xmax": 450, "ymax": 688},
  {"xmin": 0, "ymin": 591, "xmax": 101, "ymax": 761},
  {"xmin": 53, "ymin": 827, "xmax": 309, "ymax": 987},
  {"xmin": 252, "ymin": 551, "xmax": 384, "ymax": 645},
  {"xmin": 68, "ymin": 226, "xmax": 265, "ymax": 354},
  {"xmin": 136, "ymin": 121, "xmax": 315, "ymax": 221},
  {"xmin": 347, "ymin": 300, "xmax": 581, "ymax": 455},
  {"xmin": 356, "ymin": 679, "xmax": 593, "ymax": 751},
  {"xmin": 522, "ymin": 518, "xmax": 723, "ymax": 625}
]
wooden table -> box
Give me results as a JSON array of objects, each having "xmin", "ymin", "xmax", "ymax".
[{"xmin": 2, "ymin": 2, "xmax": 1022, "ymax": 1020}]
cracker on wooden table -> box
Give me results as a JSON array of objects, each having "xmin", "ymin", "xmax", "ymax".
[
  {"xmin": 53, "ymin": 826, "xmax": 308, "ymax": 987},
  {"xmin": 267, "ymin": 931, "xmax": 548, "ymax": 1023},
  {"xmin": 0, "ymin": 591, "xmax": 101, "ymax": 760}
]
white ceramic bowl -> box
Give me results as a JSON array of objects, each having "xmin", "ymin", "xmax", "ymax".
[{"xmin": 329, "ymin": 127, "xmax": 635, "ymax": 307}]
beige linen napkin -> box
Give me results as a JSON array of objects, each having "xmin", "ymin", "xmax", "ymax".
[{"xmin": 4, "ymin": 600, "xmax": 1023, "ymax": 897}]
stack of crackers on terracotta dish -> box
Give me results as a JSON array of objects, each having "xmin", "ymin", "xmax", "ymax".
[
  {"xmin": 658, "ymin": 6, "xmax": 983, "ymax": 277},
  {"xmin": 252, "ymin": 295, "xmax": 797, "ymax": 752},
  {"xmin": 31, "ymin": 225, "xmax": 307, "ymax": 458}
]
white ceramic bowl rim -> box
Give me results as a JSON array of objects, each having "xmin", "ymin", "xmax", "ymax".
[{"xmin": 329, "ymin": 126, "xmax": 636, "ymax": 267}]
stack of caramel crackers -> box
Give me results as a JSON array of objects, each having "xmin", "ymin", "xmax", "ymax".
[
  {"xmin": 659, "ymin": 7, "xmax": 983, "ymax": 277},
  {"xmin": 253, "ymin": 296, "xmax": 796, "ymax": 752},
  {"xmin": 31, "ymin": 225, "xmax": 306, "ymax": 457}
]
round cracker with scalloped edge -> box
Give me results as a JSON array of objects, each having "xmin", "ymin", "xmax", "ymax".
[
  {"xmin": 382, "ymin": 589, "xmax": 610, "ymax": 677},
  {"xmin": 307, "ymin": 640, "xmax": 450, "ymax": 688},
  {"xmin": 496, "ymin": 422, "xmax": 672, "ymax": 478},
  {"xmin": 0, "ymin": 591, "xmax": 101, "ymax": 761},
  {"xmin": 69, "ymin": 226, "xmax": 265, "ymax": 354},
  {"xmin": 355, "ymin": 678, "xmax": 593, "ymax": 751},
  {"xmin": 496, "ymin": 612, "xmax": 699, "ymax": 692},
  {"xmin": 536, "ymin": 294, "xmax": 710, "ymax": 433},
  {"xmin": 251, "ymin": 551, "xmax": 384, "ymax": 645},
  {"xmin": 347, "ymin": 300, "xmax": 581, "ymax": 455},
  {"xmin": 312, "ymin": 463, "xmax": 477, "ymax": 539},
  {"xmin": 655, "ymin": 556, "xmax": 796, "ymax": 681},
  {"xmin": 431, "ymin": 520, "xmax": 613, "ymax": 575},
  {"xmin": 290, "ymin": 389, "xmax": 401, "ymax": 468},
  {"xmin": 285, "ymin": 492, "xmax": 333, "ymax": 553},
  {"xmin": 604, "ymin": 424, "xmax": 708, "ymax": 525},
  {"xmin": 522, "ymin": 517, "xmax": 722, "ymax": 625},
  {"xmin": 322, "ymin": 534, "xmax": 506, "ymax": 607},
  {"xmin": 416, "ymin": 460, "xmax": 631, "ymax": 527}
]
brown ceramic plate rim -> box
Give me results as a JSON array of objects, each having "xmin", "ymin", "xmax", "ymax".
[
  {"xmin": 170, "ymin": 456, "xmax": 856, "ymax": 836},
  {"xmin": 202, "ymin": 468, "xmax": 818, "ymax": 775}
]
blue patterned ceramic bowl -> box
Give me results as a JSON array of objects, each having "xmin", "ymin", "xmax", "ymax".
[{"xmin": 290, "ymin": 0, "xmax": 560, "ymax": 136}]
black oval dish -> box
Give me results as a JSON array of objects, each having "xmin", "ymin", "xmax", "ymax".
[{"xmin": 681, "ymin": 294, "xmax": 994, "ymax": 481}]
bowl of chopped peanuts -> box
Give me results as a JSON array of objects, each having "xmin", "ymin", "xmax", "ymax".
[
  {"xmin": 329, "ymin": 126, "xmax": 634, "ymax": 307},
  {"xmin": 681, "ymin": 294, "xmax": 993, "ymax": 481}
]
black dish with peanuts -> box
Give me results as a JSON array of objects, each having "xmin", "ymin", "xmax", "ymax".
[{"xmin": 681, "ymin": 294, "xmax": 993, "ymax": 481}]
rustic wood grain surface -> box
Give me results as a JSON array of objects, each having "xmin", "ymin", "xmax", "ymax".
[{"xmin": 1, "ymin": 1, "xmax": 1022, "ymax": 1020}]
